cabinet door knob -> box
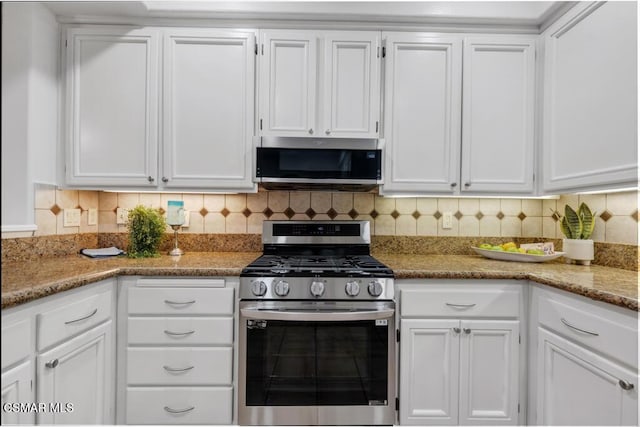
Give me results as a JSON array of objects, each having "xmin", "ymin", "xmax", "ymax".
[
  {"xmin": 619, "ymin": 380, "xmax": 635, "ymax": 391},
  {"xmin": 464, "ymin": 182, "xmax": 471, "ymax": 187},
  {"xmin": 147, "ymin": 176, "xmax": 154, "ymax": 183},
  {"xmin": 325, "ymin": 129, "xmax": 331, "ymax": 135},
  {"xmin": 452, "ymin": 327, "xmax": 461, "ymax": 334},
  {"xmin": 451, "ymin": 183, "xmax": 457, "ymax": 188},
  {"xmin": 308, "ymin": 128, "xmax": 314, "ymax": 135},
  {"xmin": 45, "ymin": 359, "xmax": 59, "ymax": 369},
  {"xmin": 463, "ymin": 328, "xmax": 471, "ymax": 334},
  {"xmin": 162, "ymin": 177, "xmax": 169, "ymax": 183}
]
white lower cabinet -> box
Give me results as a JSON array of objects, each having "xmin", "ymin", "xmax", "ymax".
[
  {"xmin": 0, "ymin": 279, "xmax": 116, "ymax": 425},
  {"xmin": 37, "ymin": 321, "xmax": 113, "ymax": 424},
  {"xmin": 531, "ymin": 285, "xmax": 638, "ymax": 426},
  {"xmin": 398, "ymin": 281, "xmax": 524, "ymax": 425},
  {"xmin": 118, "ymin": 277, "xmax": 235, "ymax": 425},
  {"xmin": 1, "ymin": 361, "xmax": 34, "ymax": 425}
]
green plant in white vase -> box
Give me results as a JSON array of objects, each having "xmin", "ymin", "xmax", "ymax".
[{"xmin": 557, "ymin": 203, "xmax": 596, "ymax": 265}]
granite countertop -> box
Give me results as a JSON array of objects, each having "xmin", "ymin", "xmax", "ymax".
[{"xmin": 1, "ymin": 252, "xmax": 638, "ymax": 311}]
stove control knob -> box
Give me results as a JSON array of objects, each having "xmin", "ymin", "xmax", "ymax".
[
  {"xmin": 368, "ymin": 280, "xmax": 384, "ymax": 297},
  {"xmin": 310, "ymin": 280, "xmax": 325, "ymax": 298},
  {"xmin": 345, "ymin": 281, "xmax": 360, "ymax": 297},
  {"xmin": 274, "ymin": 280, "xmax": 290, "ymax": 297},
  {"xmin": 251, "ymin": 280, "xmax": 268, "ymax": 297}
]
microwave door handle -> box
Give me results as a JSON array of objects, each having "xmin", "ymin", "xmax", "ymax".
[{"xmin": 240, "ymin": 308, "xmax": 394, "ymax": 322}]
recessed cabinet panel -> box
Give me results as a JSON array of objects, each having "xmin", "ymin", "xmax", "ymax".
[
  {"xmin": 260, "ymin": 31, "xmax": 316, "ymax": 136},
  {"xmin": 461, "ymin": 38, "xmax": 535, "ymax": 193},
  {"xmin": 37, "ymin": 321, "xmax": 113, "ymax": 424},
  {"xmin": 163, "ymin": 30, "xmax": 255, "ymax": 189},
  {"xmin": 400, "ymin": 319, "xmax": 460, "ymax": 425},
  {"xmin": 459, "ymin": 320, "xmax": 519, "ymax": 425},
  {"xmin": 542, "ymin": 2, "xmax": 638, "ymax": 192},
  {"xmin": 537, "ymin": 328, "xmax": 638, "ymax": 426},
  {"xmin": 382, "ymin": 34, "xmax": 462, "ymax": 193},
  {"xmin": 323, "ymin": 33, "xmax": 380, "ymax": 137},
  {"xmin": 65, "ymin": 28, "xmax": 159, "ymax": 186},
  {"xmin": 1, "ymin": 361, "xmax": 35, "ymax": 425}
]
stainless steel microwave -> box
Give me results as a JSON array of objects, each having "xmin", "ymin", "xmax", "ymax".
[{"xmin": 254, "ymin": 138, "xmax": 383, "ymax": 191}]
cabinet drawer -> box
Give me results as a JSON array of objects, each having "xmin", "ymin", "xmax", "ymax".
[
  {"xmin": 128, "ymin": 287, "xmax": 233, "ymax": 315},
  {"xmin": 127, "ymin": 347, "xmax": 232, "ymax": 386},
  {"xmin": 128, "ymin": 317, "xmax": 233, "ymax": 345},
  {"xmin": 401, "ymin": 286, "xmax": 520, "ymax": 318},
  {"xmin": 37, "ymin": 289, "xmax": 112, "ymax": 351},
  {"xmin": 126, "ymin": 387, "xmax": 232, "ymax": 425},
  {"xmin": 537, "ymin": 291, "xmax": 638, "ymax": 368},
  {"xmin": 1, "ymin": 319, "xmax": 31, "ymax": 369}
]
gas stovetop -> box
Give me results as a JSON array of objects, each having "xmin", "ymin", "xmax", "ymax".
[
  {"xmin": 241, "ymin": 254, "xmax": 394, "ymax": 277},
  {"xmin": 240, "ymin": 220, "xmax": 394, "ymax": 301}
]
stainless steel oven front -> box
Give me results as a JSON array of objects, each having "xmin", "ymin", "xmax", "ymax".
[{"xmin": 238, "ymin": 300, "xmax": 396, "ymax": 426}]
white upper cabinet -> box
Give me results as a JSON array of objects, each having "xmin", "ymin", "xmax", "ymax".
[
  {"xmin": 382, "ymin": 33, "xmax": 462, "ymax": 194},
  {"xmin": 381, "ymin": 33, "xmax": 536, "ymax": 196},
  {"xmin": 64, "ymin": 26, "xmax": 257, "ymax": 191},
  {"xmin": 162, "ymin": 29, "xmax": 256, "ymax": 190},
  {"xmin": 65, "ymin": 27, "xmax": 159, "ymax": 187},
  {"xmin": 461, "ymin": 37, "xmax": 536, "ymax": 194},
  {"xmin": 542, "ymin": 1, "xmax": 638, "ymax": 193},
  {"xmin": 259, "ymin": 30, "xmax": 381, "ymax": 138}
]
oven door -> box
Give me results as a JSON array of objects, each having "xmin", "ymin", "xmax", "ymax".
[{"xmin": 238, "ymin": 300, "xmax": 396, "ymax": 426}]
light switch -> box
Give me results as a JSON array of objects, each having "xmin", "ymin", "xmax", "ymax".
[
  {"xmin": 442, "ymin": 212, "xmax": 453, "ymax": 229},
  {"xmin": 63, "ymin": 208, "xmax": 81, "ymax": 227},
  {"xmin": 88, "ymin": 208, "xmax": 98, "ymax": 226},
  {"xmin": 182, "ymin": 211, "xmax": 190, "ymax": 228},
  {"xmin": 116, "ymin": 208, "xmax": 128, "ymax": 225}
]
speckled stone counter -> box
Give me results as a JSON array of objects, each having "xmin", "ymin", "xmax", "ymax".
[{"xmin": 1, "ymin": 252, "xmax": 638, "ymax": 311}]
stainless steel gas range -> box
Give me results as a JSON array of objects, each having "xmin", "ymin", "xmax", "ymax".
[{"xmin": 238, "ymin": 220, "xmax": 396, "ymax": 426}]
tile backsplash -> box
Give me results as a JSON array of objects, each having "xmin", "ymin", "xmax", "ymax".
[{"xmin": 26, "ymin": 185, "xmax": 639, "ymax": 245}]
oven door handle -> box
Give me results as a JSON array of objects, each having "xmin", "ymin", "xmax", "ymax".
[{"xmin": 240, "ymin": 308, "xmax": 394, "ymax": 322}]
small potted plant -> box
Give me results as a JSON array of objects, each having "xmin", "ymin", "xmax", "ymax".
[
  {"xmin": 126, "ymin": 205, "xmax": 166, "ymax": 258},
  {"xmin": 558, "ymin": 202, "xmax": 596, "ymax": 265}
]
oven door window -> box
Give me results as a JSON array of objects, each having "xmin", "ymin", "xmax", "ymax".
[{"xmin": 246, "ymin": 320, "xmax": 388, "ymax": 406}]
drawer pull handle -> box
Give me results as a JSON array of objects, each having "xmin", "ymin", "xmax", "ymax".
[
  {"xmin": 45, "ymin": 359, "xmax": 59, "ymax": 369},
  {"xmin": 445, "ymin": 303, "xmax": 476, "ymax": 309},
  {"xmin": 163, "ymin": 365, "xmax": 194, "ymax": 373},
  {"xmin": 619, "ymin": 380, "xmax": 635, "ymax": 391},
  {"xmin": 164, "ymin": 300, "xmax": 196, "ymax": 306},
  {"xmin": 560, "ymin": 318, "xmax": 599, "ymax": 336},
  {"xmin": 163, "ymin": 406, "xmax": 195, "ymax": 414},
  {"xmin": 64, "ymin": 308, "xmax": 98, "ymax": 324},
  {"xmin": 164, "ymin": 330, "xmax": 195, "ymax": 336}
]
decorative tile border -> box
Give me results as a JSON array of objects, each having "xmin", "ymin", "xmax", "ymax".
[{"xmin": 20, "ymin": 186, "xmax": 640, "ymax": 246}]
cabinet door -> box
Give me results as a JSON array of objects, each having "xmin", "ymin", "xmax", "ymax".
[
  {"xmin": 259, "ymin": 30, "xmax": 317, "ymax": 136},
  {"xmin": 163, "ymin": 29, "xmax": 256, "ymax": 190},
  {"xmin": 37, "ymin": 321, "xmax": 113, "ymax": 424},
  {"xmin": 400, "ymin": 319, "xmax": 460, "ymax": 425},
  {"xmin": 1, "ymin": 361, "xmax": 35, "ymax": 425},
  {"xmin": 542, "ymin": 2, "xmax": 638, "ymax": 192},
  {"xmin": 382, "ymin": 34, "xmax": 462, "ymax": 194},
  {"xmin": 65, "ymin": 28, "xmax": 159, "ymax": 187},
  {"xmin": 459, "ymin": 320, "xmax": 520, "ymax": 425},
  {"xmin": 322, "ymin": 32, "xmax": 380, "ymax": 137},
  {"xmin": 461, "ymin": 37, "xmax": 536, "ymax": 194},
  {"xmin": 537, "ymin": 328, "xmax": 638, "ymax": 426}
]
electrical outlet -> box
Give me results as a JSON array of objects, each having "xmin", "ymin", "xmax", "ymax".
[
  {"xmin": 88, "ymin": 208, "xmax": 98, "ymax": 226},
  {"xmin": 116, "ymin": 208, "xmax": 128, "ymax": 225},
  {"xmin": 63, "ymin": 208, "xmax": 81, "ymax": 227},
  {"xmin": 442, "ymin": 211, "xmax": 453, "ymax": 229},
  {"xmin": 182, "ymin": 211, "xmax": 190, "ymax": 228}
]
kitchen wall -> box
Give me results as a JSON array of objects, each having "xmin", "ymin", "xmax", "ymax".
[{"xmin": 25, "ymin": 184, "xmax": 639, "ymax": 245}]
